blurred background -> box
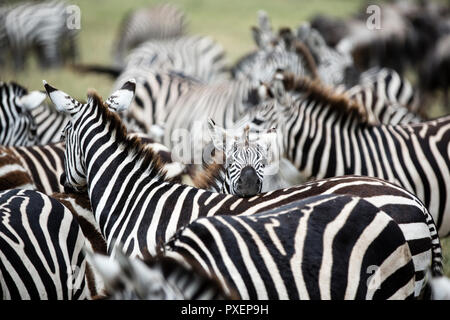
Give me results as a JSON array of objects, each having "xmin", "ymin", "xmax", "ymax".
[
  {"xmin": 1, "ymin": 0, "xmax": 449, "ymax": 276},
  {"xmin": 0, "ymin": 0, "xmax": 409, "ymax": 98}
]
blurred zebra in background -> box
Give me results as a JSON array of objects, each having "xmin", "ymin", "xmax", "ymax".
[
  {"xmin": 249, "ymin": 71, "xmax": 450, "ymax": 237},
  {"xmin": 0, "ymin": 0, "xmax": 79, "ymax": 70},
  {"xmin": 44, "ymin": 80, "xmax": 441, "ymax": 298},
  {"xmin": 122, "ymin": 35, "xmax": 229, "ymax": 83},
  {"xmin": 88, "ymin": 246, "xmax": 234, "ymax": 300},
  {"xmin": 112, "ymin": 3, "xmax": 187, "ymax": 66}
]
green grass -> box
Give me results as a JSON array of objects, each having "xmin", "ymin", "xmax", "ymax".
[
  {"xmin": 0, "ymin": 0, "xmax": 449, "ymax": 277},
  {"xmin": 1, "ymin": 0, "xmax": 365, "ymax": 98}
]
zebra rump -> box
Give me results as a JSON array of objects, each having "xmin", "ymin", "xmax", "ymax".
[
  {"xmin": 0, "ymin": 189, "xmax": 90, "ymax": 299},
  {"xmin": 164, "ymin": 194, "xmax": 417, "ymax": 299}
]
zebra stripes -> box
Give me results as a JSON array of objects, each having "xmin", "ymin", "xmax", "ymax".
[
  {"xmin": 0, "ymin": 81, "xmax": 47, "ymax": 146},
  {"xmin": 123, "ymin": 35, "xmax": 229, "ymax": 84},
  {"xmin": 30, "ymin": 104, "xmax": 70, "ymax": 145},
  {"xmin": 88, "ymin": 247, "xmax": 233, "ymax": 300},
  {"xmin": 0, "ymin": 138, "xmax": 190, "ymax": 196},
  {"xmin": 112, "ymin": 3, "xmax": 187, "ymax": 65},
  {"xmin": 0, "ymin": 189, "xmax": 89, "ymax": 299},
  {"xmin": 44, "ymin": 81, "xmax": 440, "ymax": 298},
  {"xmin": 0, "ymin": 0, "xmax": 78, "ymax": 70},
  {"xmin": 206, "ymin": 119, "xmax": 276, "ymax": 197},
  {"xmin": 253, "ymin": 72, "xmax": 450, "ymax": 236},
  {"xmin": 164, "ymin": 194, "xmax": 417, "ymax": 299}
]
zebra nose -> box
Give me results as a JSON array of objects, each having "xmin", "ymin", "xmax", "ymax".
[{"xmin": 235, "ymin": 166, "xmax": 262, "ymax": 197}]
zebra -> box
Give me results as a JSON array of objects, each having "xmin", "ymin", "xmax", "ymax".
[
  {"xmin": 296, "ymin": 22, "xmax": 354, "ymax": 88},
  {"xmin": 1, "ymin": 0, "xmax": 78, "ymax": 70},
  {"xmin": 122, "ymin": 35, "xmax": 229, "ymax": 84},
  {"xmin": 164, "ymin": 194, "xmax": 419, "ymax": 299},
  {"xmin": 112, "ymin": 3, "xmax": 187, "ymax": 66},
  {"xmin": 294, "ymin": 21, "xmax": 422, "ymax": 115},
  {"xmin": 0, "ymin": 81, "xmax": 47, "ymax": 146},
  {"xmin": 87, "ymin": 245, "xmax": 234, "ymax": 300},
  {"xmin": 44, "ymin": 80, "xmax": 442, "ymax": 298},
  {"xmin": 291, "ymin": 24, "xmax": 422, "ymax": 120},
  {"xmin": 356, "ymin": 67, "xmax": 422, "ymax": 115},
  {"xmin": 247, "ymin": 71, "xmax": 450, "ymax": 237},
  {"xmin": 231, "ymin": 11, "xmax": 318, "ymax": 83},
  {"xmin": 112, "ymin": 67, "xmax": 272, "ymax": 154},
  {"xmin": 0, "ymin": 137, "xmax": 192, "ymax": 196},
  {"xmin": 0, "ymin": 188, "xmax": 91, "ymax": 299},
  {"xmin": 110, "ymin": 67, "xmax": 198, "ymax": 136},
  {"xmin": 197, "ymin": 119, "xmax": 277, "ymax": 197},
  {"xmin": 29, "ymin": 103, "xmax": 70, "ymax": 144}
]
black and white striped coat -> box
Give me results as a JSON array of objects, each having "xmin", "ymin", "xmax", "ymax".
[
  {"xmin": 0, "ymin": 189, "xmax": 90, "ymax": 299},
  {"xmin": 164, "ymin": 194, "xmax": 418, "ymax": 299},
  {"xmin": 0, "ymin": 82, "xmax": 47, "ymax": 146},
  {"xmin": 44, "ymin": 81, "xmax": 441, "ymax": 298},
  {"xmin": 88, "ymin": 247, "xmax": 233, "ymax": 300},
  {"xmin": 0, "ymin": 0, "xmax": 78, "ymax": 70},
  {"xmin": 251, "ymin": 73, "xmax": 450, "ymax": 237},
  {"xmin": 112, "ymin": 3, "xmax": 186, "ymax": 65},
  {"xmin": 122, "ymin": 35, "xmax": 229, "ymax": 84}
]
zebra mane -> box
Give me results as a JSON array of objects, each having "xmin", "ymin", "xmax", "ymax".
[
  {"xmin": 280, "ymin": 72, "xmax": 369, "ymax": 123},
  {"xmin": 277, "ymin": 27, "xmax": 319, "ymax": 79},
  {"xmin": 88, "ymin": 92, "xmax": 168, "ymax": 182},
  {"xmin": 191, "ymin": 161, "xmax": 224, "ymax": 190}
]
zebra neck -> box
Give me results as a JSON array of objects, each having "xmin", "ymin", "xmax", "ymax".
[
  {"xmin": 80, "ymin": 112, "xmax": 166, "ymax": 228},
  {"xmin": 282, "ymin": 99, "xmax": 362, "ymax": 181},
  {"xmin": 233, "ymin": 80, "xmax": 254, "ymax": 122}
]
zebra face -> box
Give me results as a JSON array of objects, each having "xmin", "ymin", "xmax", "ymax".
[
  {"xmin": 0, "ymin": 82, "xmax": 46, "ymax": 146},
  {"xmin": 208, "ymin": 119, "xmax": 277, "ymax": 197},
  {"xmin": 226, "ymin": 142, "xmax": 266, "ymax": 197},
  {"xmin": 88, "ymin": 250, "xmax": 184, "ymax": 300},
  {"xmin": 43, "ymin": 79, "xmax": 136, "ymax": 193}
]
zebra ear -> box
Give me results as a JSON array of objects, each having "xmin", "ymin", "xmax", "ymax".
[
  {"xmin": 207, "ymin": 118, "xmax": 226, "ymax": 151},
  {"xmin": 257, "ymin": 10, "xmax": 272, "ymax": 34},
  {"xmin": 258, "ymin": 128, "xmax": 279, "ymax": 167},
  {"xmin": 106, "ymin": 79, "xmax": 136, "ymax": 112},
  {"xmin": 16, "ymin": 90, "xmax": 47, "ymax": 111},
  {"xmin": 43, "ymin": 80, "xmax": 80, "ymax": 115}
]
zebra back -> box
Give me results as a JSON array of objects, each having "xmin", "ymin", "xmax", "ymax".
[
  {"xmin": 0, "ymin": 189, "xmax": 90, "ymax": 299},
  {"xmin": 124, "ymin": 35, "xmax": 229, "ymax": 83},
  {"xmin": 164, "ymin": 193, "xmax": 417, "ymax": 299},
  {"xmin": 113, "ymin": 3, "xmax": 187, "ymax": 65}
]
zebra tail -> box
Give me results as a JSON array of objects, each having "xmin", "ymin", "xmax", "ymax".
[
  {"xmin": 425, "ymin": 214, "xmax": 444, "ymax": 277},
  {"xmin": 69, "ymin": 63, "xmax": 122, "ymax": 78}
]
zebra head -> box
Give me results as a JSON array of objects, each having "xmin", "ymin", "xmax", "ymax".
[
  {"xmin": 296, "ymin": 23, "xmax": 354, "ymax": 86},
  {"xmin": 43, "ymin": 79, "xmax": 136, "ymax": 193},
  {"xmin": 87, "ymin": 247, "xmax": 184, "ymax": 300},
  {"xmin": 88, "ymin": 246, "xmax": 233, "ymax": 300},
  {"xmin": 0, "ymin": 81, "xmax": 46, "ymax": 146},
  {"xmin": 208, "ymin": 118, "xmax": 277, "ymax": 197}
]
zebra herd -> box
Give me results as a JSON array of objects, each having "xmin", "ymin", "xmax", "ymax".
[{"xmin": 0, "ymin": 0, "xmax": 450, "ymax": 300}]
